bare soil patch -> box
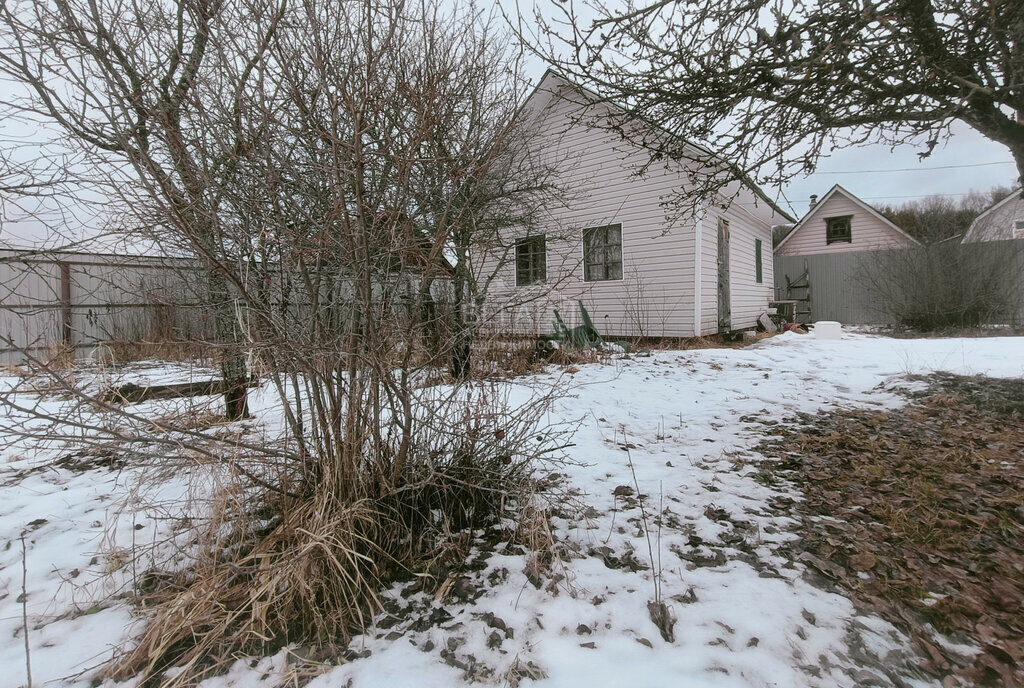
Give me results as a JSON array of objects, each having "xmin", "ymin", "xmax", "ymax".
[{"xmin": 757, "ymin": 373, "xmax": 1024, "ymax": 686}]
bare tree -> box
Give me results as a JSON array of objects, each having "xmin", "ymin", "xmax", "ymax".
[
  {"xmin": 0, "ymin": 0, "xmax": 574, "ymax": 684},
  {"xmin": 876, "ymin": 185, "xmax": 1017, "ymax": 243},
  {"xmin": 855, "ymin": 238, "xmax": 1024, "ymax": 329},
  {"xmin": 0, "ymin": 0, "xmax": 292, "ymax": 418},
  {"xmin": 527, "ymin": 0, "xmax": 1024, "ymax": 208},
  {"xmin": 855, "ymin": 185, "xmax": 1024, "ymax": 328}
]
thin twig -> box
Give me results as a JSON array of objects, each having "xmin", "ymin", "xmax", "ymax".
[
  {"xmin": 623, "ymin": 431, "xmax": 659, "ymax": 602},
  {"xmin": 20, "ymin": 531, "xmax": 32, "ymax": 688}
]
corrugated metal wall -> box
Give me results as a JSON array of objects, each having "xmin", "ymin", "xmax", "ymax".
[
  {"xmin": 774, "ymin": 249, "xmax": 894, "ymax": 324},
  {"xmin": 0, "ymin": 249, "xmax": 209, "ymax": 364},
  {"xmin": 774, "ymin": 239, "xmax": 1024, "ymax": 325},
  {"xmin": 1, "ymin": 249, "xmax": 456, "ymax": 365}
]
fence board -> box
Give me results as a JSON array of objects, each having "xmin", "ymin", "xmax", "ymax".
[{"xmin": 0, "ymin": 249, "xmax": 209, "ymax": 364}]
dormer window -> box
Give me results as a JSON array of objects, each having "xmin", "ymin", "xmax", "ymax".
[{"xmin": 826, "ymin": 215, "xmax": 852, "ymax": 244}]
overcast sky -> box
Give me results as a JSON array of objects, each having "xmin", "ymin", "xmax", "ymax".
[
  {"xmin": 2, "ymin": 3, "xmax": 1020, "ymax": 249},
  {"xmin": 778, "ymin": 120, "xmax": 1019, "ymax": 221},
  {"xmin": 4, "ymin": 96, "xmax": 1017, "ymax": 248}
]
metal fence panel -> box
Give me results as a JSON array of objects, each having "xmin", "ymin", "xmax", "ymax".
[
  {"xmin": 774, "ymin": 240, "xmax": 1024, "ymax": 326},
  {"xmin": 1, "ymin": 249, "xmax": 454, "ymax": 365}
]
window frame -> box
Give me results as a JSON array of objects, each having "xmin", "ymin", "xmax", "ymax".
[
  {"xmin": 582, "ymin": 223, "xmax": 623, "ymax": 282},
  {"xmin": 825, "ymin": 215, "xmax": 853, "ymax": 244},
  {"xmin": 514, "ymin": 234, "xmax": 547, "ymax": 286}
]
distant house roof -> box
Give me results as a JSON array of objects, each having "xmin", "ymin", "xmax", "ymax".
[
  {"xmin": 774, "ymin": 184, "xmax": 920, "ymax": 252},
  {"xmin": 962, "ymin": 188, "xmax": 1024, "ymax": 242}
]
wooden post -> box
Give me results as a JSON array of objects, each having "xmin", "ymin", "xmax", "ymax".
[
  {"xmin": 58, "ymin": 261, "xmax": 72, "ymax": 350},
  {"xmin": 717, "ymin": 218, "xmax": 731, "ymax": 332}
]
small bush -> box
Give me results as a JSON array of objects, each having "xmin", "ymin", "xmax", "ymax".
[
  {"xmin": 859, "ymin": 240, "xmax": 1024, "ymax": 331},
  {"xmin": 101, "ymin": 379, "xmax": 567, "ymax": 687}
]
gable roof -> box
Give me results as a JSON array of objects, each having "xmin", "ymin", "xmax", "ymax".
[
  {"xmin": 774, "ymin": 184, "xmax": 920, "ymax": 251},
  {"xmin": 518, "ymin": 70, "xmax": 795, "ymax": 225},
  {"xmin": 962, "ymin": 188, "xmax": 1024, "ymax": 242}
]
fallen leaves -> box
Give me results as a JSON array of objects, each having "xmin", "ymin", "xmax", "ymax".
[
  {"xmin": 758, "ymin": 373, "xmax": 1024, "ymax": 686},
  {"xmin": 848, "ymin": 552, "xmax": 877, "ymax": 572}
]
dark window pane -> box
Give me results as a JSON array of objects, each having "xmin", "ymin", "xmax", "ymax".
[
  {"xmin": 583, "ymin": 223, "xmax": 623, "ymax": 281},
  {"xmin": 515, "ymin": 235, "xmax": 546, "ymax": 286},
  {"xmin": 826, "ymin": 216, "xmax": 852, "ymax": 244},
  {"xmin": 755, "ymin": 239, "xmax": 762, "ymax": 283}
]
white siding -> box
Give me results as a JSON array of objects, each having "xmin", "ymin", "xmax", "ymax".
[
  {"xmin": 776, "ymin": 190, "xmax": 916, "ymax": 256},
  {"xmin": 696, "ymin": 204, "xmax": 774, "ymax": 335},
  {"xmin": 723, "ymin": 205, "xmax": 775, "ymax": 331},
  {"xmin": 483, "ymin": 84, "xmax": 699, "ymax": 338},
  {"xmin": 482, "ymin": 77, "xmax": 782, "ymax": 338},
  {"xmin": 699, "ymin": 210, "xmax": 719, "ymax": 335},
  {"xmin": 963, "ymin": 192, "xmax": 1024, "ymax": 242}
]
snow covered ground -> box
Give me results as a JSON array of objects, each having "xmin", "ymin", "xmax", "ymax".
[{"xmin": 2, "ymin": 331, "xmax": 1023, "ymax": 688}]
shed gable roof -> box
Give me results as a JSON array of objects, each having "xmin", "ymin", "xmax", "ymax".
[
  {"xmin": 963, "ymin": 188, "xmax": 1024, "ymax": 242},
  {"xmin": 775, "ymin": 184, "xmax": 920, "ymax": 251}
]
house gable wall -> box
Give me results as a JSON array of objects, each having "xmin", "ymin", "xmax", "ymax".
[
  {"xmin": 963, "ymin": 192, "xmax": 1024, "ymax": 242},
  {"xmin": 481, "ymin": 78, "xmax": 780, "ymax": 338},
  {"xmin": 776, "ymin": 190, "xmax": 916, "ymax": 256},
  {"xmin": 484, "ymin": 83, "xmax": 700, "ymax": 338}
]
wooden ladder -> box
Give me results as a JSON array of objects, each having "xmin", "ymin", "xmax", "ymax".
[{"xmin": 785, "ymin": 260, "xmax": 812, "ymax": 324}]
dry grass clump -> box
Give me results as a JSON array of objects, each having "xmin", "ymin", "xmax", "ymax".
[
  {"xmin": 101, "ymin": 379, "xmax": 564, "ymax": 687},
  {"xmin": 104, "ymin": 338, "xmax": 219, "ymax": 365},
  {"xmin": 108, "ymin": 494, "xmax": 388, "ymax": 684}
]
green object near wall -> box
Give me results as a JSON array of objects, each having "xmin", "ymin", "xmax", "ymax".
[{"xmin": 550, "ymin": 301, "xmax": 604, "ymax": 349}]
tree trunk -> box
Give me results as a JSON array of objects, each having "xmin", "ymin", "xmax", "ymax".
[
  {"xmin": 209, "ymin": 269, "xmax": 250, "ymax": 420},
  {"xmin": 450, "ymin": 271, "xmax": 473, "ymax": 379}
]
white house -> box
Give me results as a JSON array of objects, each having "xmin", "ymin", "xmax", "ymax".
[
  {"xmin": 961, "ymin": 189, "xmax": 1024, "ymax": 242},
  {"xmin": 479, "ymin": 71, "xmax": 791, "ymax": 339},
  {"xmin": 775, "ymin": 184, "xmax": 919, "ymax": 256}
]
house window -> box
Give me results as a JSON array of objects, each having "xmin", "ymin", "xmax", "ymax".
[
  {"xmin": 755, "ymin": 238, "xmax": 763, "ymax": 283},
  {"xmin": 515, "ymin": 235, "xmax": 546, "ymax": 286},
  {"xmin": 583, "ymin": 223, "xmax": 623, "ymax": 281},
  {"xmin": 1014, "ymin": 220, "xmax": 1024, "ymax": 239},
  {"xmin": 825, "ymin": 215, "xmax": 852, "ymax": 244}
]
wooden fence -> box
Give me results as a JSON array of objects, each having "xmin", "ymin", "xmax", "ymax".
[{"xmin": 0, "ymin": 249, "xmax": 212, "ymax": 365}]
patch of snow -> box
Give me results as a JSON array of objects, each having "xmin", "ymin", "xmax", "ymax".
[{"xmin": 1, "ymin": 333, "xmax": 1021, "ymax": 687}]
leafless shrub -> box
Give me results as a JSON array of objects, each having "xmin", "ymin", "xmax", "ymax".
[
  {"xmin": 0, "ymin": 0, "xmax": 577, "ymax": 684},
  {"xmin": 856, "ymin": 240, "xmax": 1024, "ymax": 331},
  {"xmin": 85, "ymin": 376, "xmax": 570, "ymax": 686},
  {"xmin": 0, "ymin": 0, "xmax": 577, "ymax": 683}
]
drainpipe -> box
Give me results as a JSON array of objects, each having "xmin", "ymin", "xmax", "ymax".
[{"xmin": 693, "ymin": 207, "xmax": 704, "ymax": 337}]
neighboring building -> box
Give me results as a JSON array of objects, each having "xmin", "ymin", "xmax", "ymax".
[
  {"xmin": 773, "ymin": 185, "xmax": 921, "ymax": 325},
  {"xmin": 480, "ymin": 71, "xmax": 791, "ymax": 338},
  {"xmin": 775, "ymin": 184, "xmax": 919, "ymax": 256},
  {"xmin": 961, "ymin": 189, "xmax": 1024, "ymax": 242}
]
